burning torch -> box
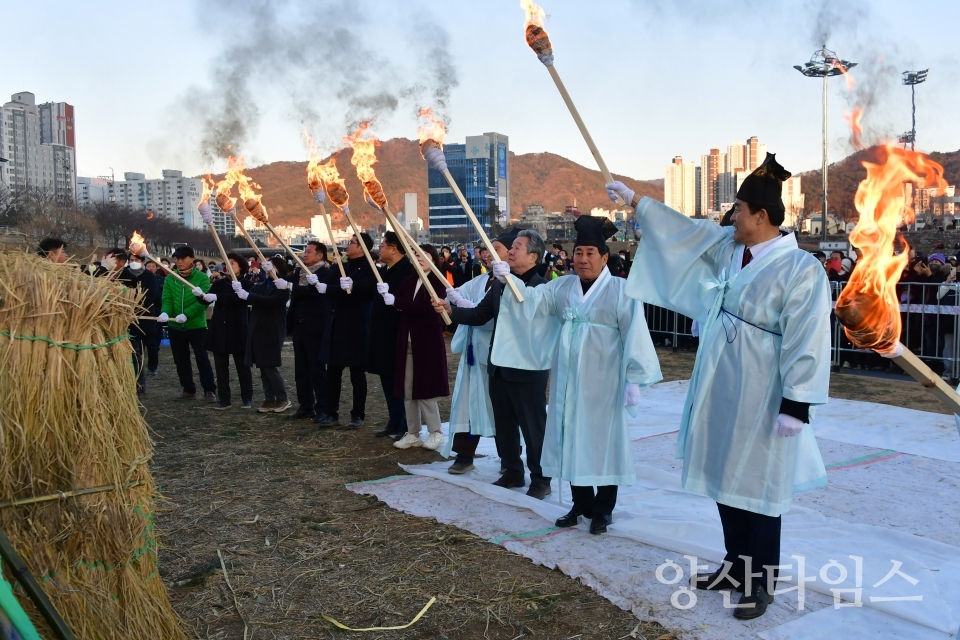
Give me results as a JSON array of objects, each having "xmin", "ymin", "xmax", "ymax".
[
  {"xmin": 521, "ymin": 0, "xmax": 624, "ymax": 205},
  {"xmin": 833, "ymin": 144, "xmax": 960, "ymax": 415},
  {"xmin": 211, "ymin": 179, "xmax": 279, "ymax": 282},
  {"xmin": 199, "ymin": 179, "xmax": 238, "ymax": 283},
  {"xmin": 306, "ymin": 154, "xmax": 384, "ymax": 288},
  {"xmin": 344, "ymin": 124, "xmax": 452, "ymax": 325},
  {"xmin": 127, "ymin": 231, "xmax": 195, "ymax": 289},
  {"xmin": 417, "ymin": 108, "xmax": 524, "ymax": 303}
]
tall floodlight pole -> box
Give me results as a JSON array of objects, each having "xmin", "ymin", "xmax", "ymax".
[
  {"xmin": 901, "ymin": 69, "xmax": 928, "ymax": 152},
  {"xmin": 794, "ymin": 45, "xmax": 857, "ymax": 243}
]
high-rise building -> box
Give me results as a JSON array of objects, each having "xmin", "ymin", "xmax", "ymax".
[
  {"xmin": 427, "ymin": 132, "xmax": 508, "ymax": 244},
  {"xmin": 746, "ymin": 136, "xmax": 767, "ymax": 171},
  {"xmin": 781, "ymin": 176, "xmax": 805, "ymax": 228},
  {"xmin": 76, "ymin": 169, "xmax": 209, "ymax": 230},
  {"xmin": 726, "ymin": 142, "xmax": 745, "ymax": 174},
  {"xmin": 664, "ymin": 156, "xmax": 697, "ymax": 217},
  {"xmin": 1, "ymin": 92, "xmax": 76, "ymax": 201},
  {"xmin": 698, "ymin": 149, "xmax": 725, "ymax": 216}
]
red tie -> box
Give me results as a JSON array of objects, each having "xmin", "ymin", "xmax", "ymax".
[{"xmin": 741, "ymin": 247, "xmax": 753, "ymax": 268}]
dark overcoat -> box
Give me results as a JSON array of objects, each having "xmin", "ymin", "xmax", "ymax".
[
  {"xmin": 392, "ymin": 272, "xmax": 449, "ymax": 400},
  {"xmin": 244, "ymin": 279, "xmax": 289, "ymax": 368}
]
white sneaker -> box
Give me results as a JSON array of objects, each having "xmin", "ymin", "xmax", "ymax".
[
  {"xmin": 422, "ymin": 432, "xmax": 444, "ymax": 451},
  {"xmin": 393, "ymin": 433, "xmax": 423, "ymax": 449}
]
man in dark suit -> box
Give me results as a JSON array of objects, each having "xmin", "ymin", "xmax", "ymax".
[
  {"xmin": 322, "ymin": 233, "xmax": 378, "ymax": 429},
  {"xmin": 434, "ymin": 229, "xmax": 553, "ymax": 499},
  {"xmin": 285, "ymin": 241, "xmax": 335, "ymax": 422},
  {"xmin": 367, "ymin": 232, "xmax": 415, "ymax": 438}
]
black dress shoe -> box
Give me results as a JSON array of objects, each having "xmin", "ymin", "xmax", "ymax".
[
  {"xmin": 315, "ymin": 414, "xmax": 338, "ymax": 427},
  {"xmin": 288, "ymin": 407, "xmax": 315, "ymax": 420},
  {"xmin": 692, "ymin": 568, "xmax": 744, "ymax": 592},
  {"xmin": 555, "ymin": 506, "xmax": 593, "ymax": 528},
  {"xmin": 492, "ymin": 474, "xmax": 525, "ymax": 489},
  {"xmin": 589, "ymin": 513, "xmax": 613, "ymax": 534},
  {"xmin": 733, "ymin": 582, "xmax": 774, "ymax": 620},
  {"xmin": 337, "ymin": 416, "xmax": 363, "ymax": 430}
]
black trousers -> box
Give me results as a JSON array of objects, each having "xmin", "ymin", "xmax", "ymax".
[
  {"xmin": 490, "ymin": 374, "xmax": 550, "ymax": 486},
  {"xmin": 130, "ymin": 334, "xmax": 146, "ymax": 394},
  {"xmin": 379, "ymin": 373, "xmax": 406, "ymax": 431},
  {"xmin": 327, "ymin": 365, "xmax": 367, "ymax": 419},
  {"xmin": 292, "ymin": 328, "xmax": 326, "ymax": 415},
  {"xmin": 146, "ymin": 327, "xmax": 161, "ymax": 372},
  {"xmin": 259, "ymin": 366, "xmax": 287, "ymax": 402},
  {"xmin": 716, "ymin": 502, "xmax": 782, "ymax": 591},
  {"xmin": 453, "ymin": 432, "xmax": 481, "ymax": 460},
  {"xmin": 168, "ymin": 328, "xmax": 216, "ymax": 394},
  {"xmin": 213, "ymin": 351, "xmax": 253, "ymax": 405},
  {"xmin": 571, "ymin": 485, "xmax": 618, "ymax": 517}
]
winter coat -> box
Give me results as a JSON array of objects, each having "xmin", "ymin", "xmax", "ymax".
[
  {"xmin": 367, "ymin": 256, "xmax": 414, "ymax": 376},
  {"xmin": 393, "ymin": 272, "xmax": 449, "ymax": 400},
  {"xmin": 160, "ymin": 267, "xmax": 210, "ymax": 331},
  {"xmin": 325, "ymin": 257, "xmax": 376, "ymax": 368},
  {"xmin": 244, "ymin": 279, "xmax": 289, "ymax": 368},
  {"xmin": 203, "ymin": 278, "xmax": 250, "ymax": 355}
]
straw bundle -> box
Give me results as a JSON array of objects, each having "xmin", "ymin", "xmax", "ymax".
[{"xmin": 0, "ymin": 252, "xmax": 187, "ymax": 639}]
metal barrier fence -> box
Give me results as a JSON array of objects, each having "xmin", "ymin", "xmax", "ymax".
[{"xmin": 642, "ymin": 280, "xmax": 960, "ymax": 383}]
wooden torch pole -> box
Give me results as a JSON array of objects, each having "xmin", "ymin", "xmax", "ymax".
[
  {"xmin": 341, "ymin": 207, "xmax": 384, "ymax": 285},
  {"xmin": 205, "ymin": 222, "xmax": 238, "ymax": 282},
  {"xmin": 228, "ymin": 211, "xmax": 278, "ymax": 281}
]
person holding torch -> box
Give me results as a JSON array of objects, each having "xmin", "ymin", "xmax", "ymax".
[{"xmin": 607, "ymin": 154, "xmax": 832, "ymax": 620}]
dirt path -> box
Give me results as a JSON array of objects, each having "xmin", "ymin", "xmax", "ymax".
[{"xmin": 148, "ymin": 343, "xmax": 944, "ymax": 639}]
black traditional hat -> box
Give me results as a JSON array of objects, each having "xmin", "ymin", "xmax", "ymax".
[
  {"xmin": 736, "ymin": 152, "xmax": 791, "ymax": 210},
  {"xmin": 573, "ymin": 215, "xmax": 618, "ymax": 251},
  {"xmin": 494, "ymin": 226, "xmax": 525, "ymax": 248}
]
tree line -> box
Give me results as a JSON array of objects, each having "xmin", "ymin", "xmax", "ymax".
[{"xmin": 0, "ymin": 187, "xmax": 237, "ymax": 257}]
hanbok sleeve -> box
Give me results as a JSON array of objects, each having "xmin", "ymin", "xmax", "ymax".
[
  {"xmin": 778, "ymin": 261, "xmax": 832, "ymax": 406},
  {"xmin": 625, "ymin": 197, "xmax": 732, "ymax": 322},
  {"xmin": 617, "ymin": 285, "xmax": 663, "ymax": 387},
  {"xmin": 491, "ymin": 274, "xmax": 563, "ymax": 371}
]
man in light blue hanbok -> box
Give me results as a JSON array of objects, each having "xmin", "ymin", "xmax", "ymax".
[
  {"xmin": 441, "ymin": 244, "xmax": 505, "ymax": 473},
  {"xmin": 607, "ymin": 153, "xmax": 832, "ymax": 620},
  {"xmin": 494, "ymin": 216, "xmax": 662, "ymax": 534}
]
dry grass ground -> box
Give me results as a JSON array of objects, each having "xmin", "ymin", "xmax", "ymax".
[{"xmin": 148, "ymin": 341, "xmax": 945, "ymax": 639}]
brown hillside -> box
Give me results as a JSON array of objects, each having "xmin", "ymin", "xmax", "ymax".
[
  {"xmin": 208, "ymin": 138, "xmax": 663, "ymax": 231},
  {"xmin": 799, "ymin": 146, "xmax": 960, "ymax": 221}
]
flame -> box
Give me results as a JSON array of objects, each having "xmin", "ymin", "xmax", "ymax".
[
  {"xmin": 416, "ymin": 107, "xmax": 447, "ymax": 147},
  {"xmin": 521, "ymin": 0, "xmax": 552, "ymax": 56},
  {"xmin": 304, "ymin": 131, "xmax": 351, "ymax": 209},
  {"xmin": 835, "ymin": 144, "xmax": 948, "ymax": 354},
  {"xmin": 843, "ymin": 107, "xmax": 864, "ymax": 150},
  {"xmin": 145, "ymin": 210, "xmax": 155, "ymax": 220},
  {"xmin": 836, "ymin": 63, "xmax": 856, "ymax": 90},
  {"xmin": 129, "ymin": 230, "xmax": 147, "ymax": 257},
  {"xmin": 214, "ymin": 156, "xmax": 266, "ymax": 222},
  {"xmin": 344, "ymin": 122, "xmax": 387, "ymax": 210}
]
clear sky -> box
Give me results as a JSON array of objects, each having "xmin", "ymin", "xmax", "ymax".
[{"xmin": 7, "ymin": 0, "xmax": 959, "ymax": 182}]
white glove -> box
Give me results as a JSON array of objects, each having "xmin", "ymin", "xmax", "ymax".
[
  {"xmin": 236, "ymin": 288, "xmax": 249, "ymax": 300},
  {"xmin": 446, "ymin": 288, "xmax": 464, "ymax": 305},
  {"xmin": 491, "ymin": 260, "xmax": 510, "ymax": 281},
  {"xmin": 382, "ymin": 293, "xmax": 395, "ymax": 306},
  {"xmin": 174, "ymin": 313, "xmax": 188, "ymax": 324},
  {"xmin": 191, "ymin": 286, "xmax": 204, "ymax": 297},
  {"xmin": 231, "ymin": 280, "xmax": 244, "ymax": 294},
  {"xmin": 101, "ymin": 254, "xmax": 117, "ymax": 271},
  {"xmin": 314, "ymin": 282, "xmax": 327, "ymax": 294},
  {"xmin": 273, "ymin": 278, "xmax": 289, "ymax": 290},
  {"xmin": 262, "ymin": 261, "xmax": 275, "ymax": 273},
  {"xmin": 455, "ymin": 297, "xmax": 476, "ymax": 309},
  {"xmin": 774, "ymin": 413, "xmax": 804, "ymax": 437},
  {"xmin": 605, "ymin": 181, "xmax": 636, "ymax": 206},
  {"xmin": 623, "ymin": 383, "xmax": 641, "ymax": 407},
  {"xmin": 157, "ymin": 312, "xmax": 169, "ymax": 323},
  {"xmin": 340, "ymin": 277, "xmax": 353, "ymax": 291},
  {"xmin": 198, "ymin": 202, "xmax": 214, "ymax": 225},
  {"xmin": 305, "ymin": 273, "xmax": 319, "ymax": 286},
  {"xmin": 376, "ymin": 282, "xmax": 390, "ymax": 295},
  {"xmin": 203, "ymin": 293, "xmax": 217, "ymax": 303}
]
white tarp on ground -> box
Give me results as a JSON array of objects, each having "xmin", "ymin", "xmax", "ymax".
[{"xmin": 349, "ymin": 382, "xmax": 960, "ymax": 639}]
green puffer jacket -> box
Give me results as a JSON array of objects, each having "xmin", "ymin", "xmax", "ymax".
[{"xmin": 161, "ymin": 268, "xmax": 211, "ymax": 331}]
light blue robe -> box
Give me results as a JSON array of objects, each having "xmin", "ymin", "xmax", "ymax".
[
  {"xmin": 499, "ymin": 268, "xmax": 663, "ymax": 485},
  {"xmin": 442, "ymin": 275, "xmax": 496, "ymax": 458},
  {"xmin": 626, "ymin": 197, "xmax": 832, "ymax": 517}
]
